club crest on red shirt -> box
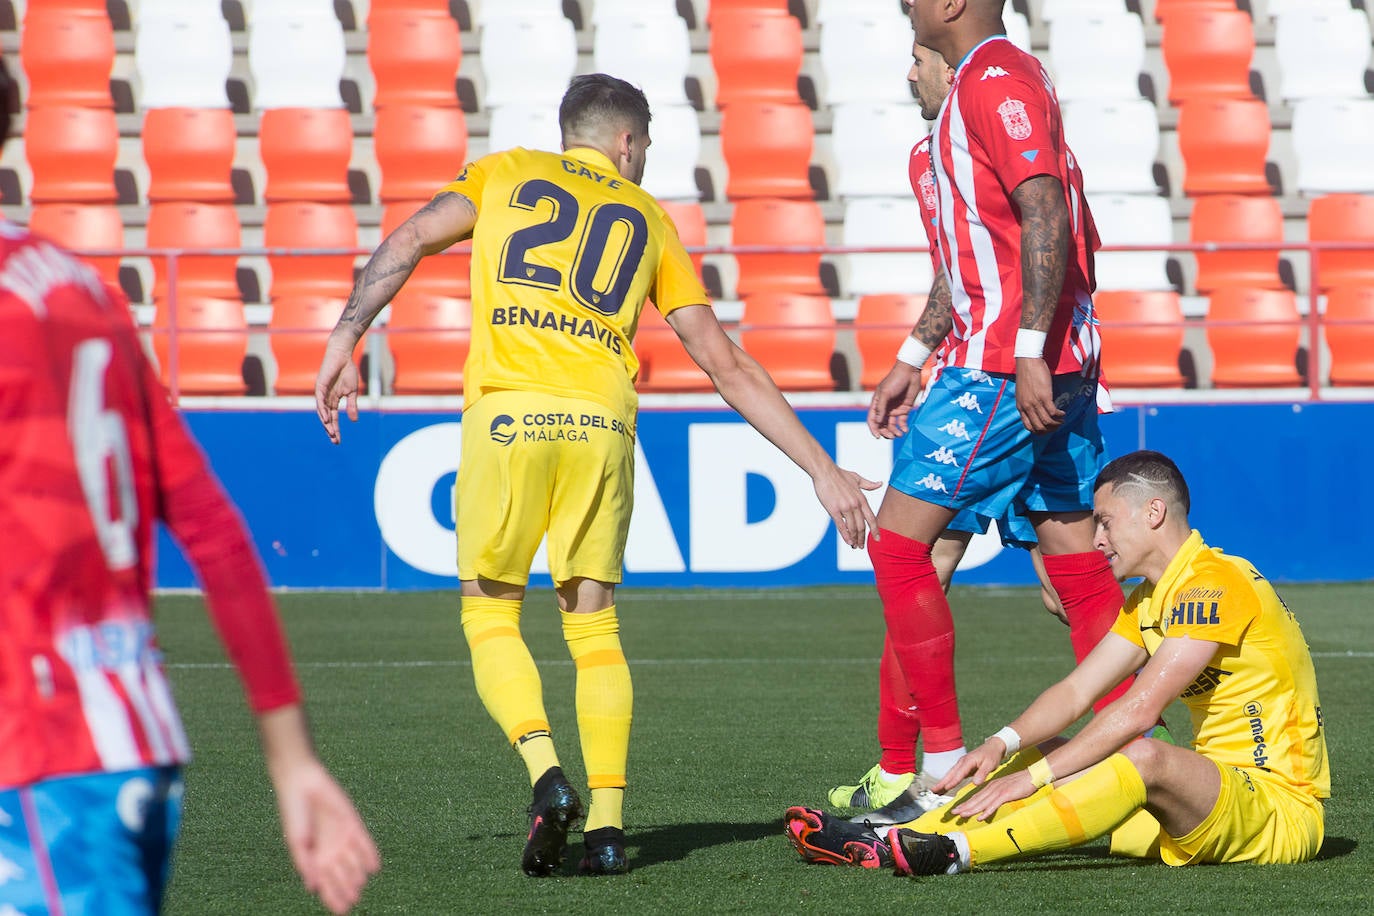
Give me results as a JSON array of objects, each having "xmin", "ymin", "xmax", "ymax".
[{"xmin": 997, "ymin": 97, "xmax": 1033, "ymax": 141}]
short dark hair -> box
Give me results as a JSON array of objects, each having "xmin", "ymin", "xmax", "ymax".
[
  {"xmin": 559, "ymin": 74, "xmax": 651, "ymax": 141},
  {"xmin": 1094, "ymin": 450, "xmax": 1191, "ymax": 515}
]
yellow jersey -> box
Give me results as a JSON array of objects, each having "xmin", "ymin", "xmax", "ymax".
[
  {"xmin": 1109, "ymin": 531, "xmax": 1330, "ymax": 800},
  {"xmin": 436, "ymin": 146, "xmax": 708, "ymax": 422}
]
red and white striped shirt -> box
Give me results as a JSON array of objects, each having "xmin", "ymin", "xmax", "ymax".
[{"xmin": 929, "ymin": 37, "xmax": 1102, "ymax": 377}]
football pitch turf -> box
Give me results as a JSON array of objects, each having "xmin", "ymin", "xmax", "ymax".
[{"xmin": 158, "ymin": 583, "xmax": 1371, "ymax": 914}]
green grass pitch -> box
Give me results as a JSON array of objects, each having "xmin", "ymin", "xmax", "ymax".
[{"xmin": 158, "ymin": 583, "xmax": 1372, "ymax": 914}]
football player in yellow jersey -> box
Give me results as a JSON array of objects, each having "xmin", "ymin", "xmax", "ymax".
[
  {"xmin": 314, "ymin": 74, "xmax": 879, "ymax": 877},
  {"xmin": 786, "ymin": 449, "xmax": 1329, "ymax": 875}
]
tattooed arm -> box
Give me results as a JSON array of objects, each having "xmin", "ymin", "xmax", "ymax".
[
  {"xmin": 867, "ymin": 270, "xmax": 954, "ymax": 440},
  {"xmin": 315, "ymin": 192, "xmax": 477, "ymax": 443},
  {"xmin": 1010, "ymin": 175, "xmax": 1070, "ymax": 435}
]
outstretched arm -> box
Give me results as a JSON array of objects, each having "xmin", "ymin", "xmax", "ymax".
[
  {"xmin": 1010, "ymin": 174, "xmax": 1070, "ymax": 435},
  {"xmin": 666, "ymin": 303, "xmax": 880, "ymax": 548},
  {"xmin": 315, "ymin": 192, "xmax": 478, "ymax": 443},
  {"xmin": 867, "ymin": 270, "xmax": 953, "ymax": 439}
]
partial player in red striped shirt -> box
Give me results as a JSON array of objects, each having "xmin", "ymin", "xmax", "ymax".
[{"xmin": 0, "ymin": 57, "xmax": 378, "ymax": 915}]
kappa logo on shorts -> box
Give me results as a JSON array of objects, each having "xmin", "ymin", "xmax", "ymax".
[
  {"xmin": 939, "ymin": 419, "xmax": 972, "ymax": 440},
  {"xmin": 925, "ymin": 446, "xmax": 961, "ymax": 467},
  {"xmin": 490, "ymin": 414, "xmax": 516, "ymax": 446},
  {"xmin": 953, "ymin": 392, "xmax": 983, "ymax": 413},
  {"xmin": 916, "ymin": 473, "xmax": 949, "ymax": 493},
  {"xmin": 997, "ymin": 97, "xmax": 1033, "ymax": 141}
]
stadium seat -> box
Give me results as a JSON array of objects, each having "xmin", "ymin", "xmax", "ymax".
[
  {"xmin": 1062, "ymin": 99, "xmax": 1159, "ymax": 195},
  {"xmin": 657, "ymin": 199, "xmax": 708, "ymax": 280},
  {"xmin": 1190, "ymin": 195, "xmax": 1285, "ymax": 293},
  {"xmin": 719, "ymin": 101, "xmax": 814, "ymax": 200},
  {"xmin": 382, "ymin": 203, "xmax": 472, "ymax": 300},
  {"xmin": 1090, "ymin": 193, "xmax": 1175, "ymax": 291},
  {"xmin": 142, "ymin": 107, "xmax": 236, "ymax": 203},
  {"xmin": 24, "ymin": 106, "xmax": 118, "ymax": 203},
  {"xmin": 1291, "ymin": 99, "xmax": 1374, "ymax": 195},
  {"xmin": 738, "ymin": 293, "xmax": 836, "ymax": 391},
  {"xmin": 374, "ymin": 106, "xmax": 469, "ymax": 202},
  {"xmin": 387, "ymin": 292, "xmax": 472, "ymax": 394},
  {"xmin": 146, "ymin": 201, "xmax": 242, "ymax": 303},
  {"xmin": 1005, "ymin": 10, "xmax": 1032, "ymax": 53},
  {"xmin": 816, "ymin": 0, "xmax": 894, "ymax": 23},
  {"xmin": 1324, "ymin": 286, "xmax": 1374, "ymax": 386},
  {"xmin": 259, "ymin": 107, "xmax": 354, "ymax": 202},
  {"xmin": 248, "ymin": 3, "xmax": 347, "ymax": 110},
  {"xmin": 819, "ymin": 13, "xmax": 915, "ymax": 106},
  {"xmin": 27, "ymin": 203, "xmax": 123, "ymax": 286},
  {"xmin": 1205, "ymin": 288, "xmax": 1303, "ymax": 388},
  {"xmin": 267, "ymin": 295, "xmax": 346, "ymax": 395},
  {"xmin": 264, "ymin": 202, "xmax": 358, "ymax": 301},
  {"xmin": 590, "ymin": 0, "xmax": 680, "ymax": 26},
  {"xmin": 854, "ymin": 293, "xmax": 928, "ymax": 390},
  {"xmin": 1160, "ymin": 8, "xmax": 1255, "ymax": 103},
  {"xmin": 1040, "ymin": 0, "xmax": 1130, "ymax": 22},
  {"xmin": 151, "ymin": 296, "xmax": 249, "ymax": 395},
  {"xmin": 1153, "ymin": 0, "xmax": 1238, "ymax": 22},
  {"xmin": 485, "ymin": 104, "xmax": 561, "ymax": 154},
  {"xmin": 1047, "ymin": 11, "xmax": 1145, "ymax": 101},
  {"xmin": 633, "ymin": 301, "xmax": 715, "ymax": 393},
  {"xmin": 1177, "ymin": 98, "xmax": 1271, "ymax": 196},
  {"xmin": 1259, "ymin": 0, "xmax": 1348, "ymax": 20},
  {"xmin": 19, "ymin": 7, "xmax": 115, "ymax": 108},
  {"xmin": 706, "ymin": 0, "xmax": 790, "ymax": 24},
  {"xmin": 731, "ymin": 198, "xmax": 825, "ymax": 297},
  {"xmin": 1093, "ymin": 290, "xmax": 1187, "ymax": 387},
  {"xmin": 593, "ymin": 13, "xmax": 690, "ymax": 108},
  {"xmin": 831, "ymin": 102, "xmax": 929, "ymax": 199},
  {"xmin": 367, "ymin": 8, "xmax": 461, "ymax": 108},
  {"xmin": 1308, "ymin": 195, "xmax": 1374, "ymax": 292},
  {"xmin": 475, "ymin": 0, "xmax": 563, "ymax": 23},
  {"xmin": 637, "ymin": 104, "xmax": 701, "ymax": 201},
  {"xmin": 479, "ymin": 15, "xmax": 577, "ymax": 108},
  {"xmin": 841, "ymin": 197, "xmax": 935, "ymax": 298},
  {"xmin": 1275, "ymin": 8, "xmax": 1372, "ymax": 101},
  {"xmin": 710, "ymin": 9, "xmax": 803, "ymax": 109},
  {"xmin": 134, "ymin": 3, "xmax": 232, "ymax": 109}
]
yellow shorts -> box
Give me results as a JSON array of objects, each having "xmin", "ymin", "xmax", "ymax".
[
  {"xmin": 457, "ymin": 391, "xmax": 636, "ymax": 587},
  {"xmin": 1160, "ymin": 761, "xmax": 1324, "ymax": 866}
]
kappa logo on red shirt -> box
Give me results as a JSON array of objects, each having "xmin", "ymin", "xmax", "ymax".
[
  {"xmin": 997, "ymin": 97, "xmax": 1033, "ymax": 141},
  {"xmin": 981, "ymin": 66, "xmax": 1009, "ymax": 80}
]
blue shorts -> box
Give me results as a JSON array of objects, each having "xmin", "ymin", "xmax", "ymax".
[
  {"xmin": 892, "ymin": 367, "xmax": 1108, "ymax": 520},
  {"xmin": 947, "ymin": 505, "xmax": 1038, "ymax": 550},
  {"xmin": 0, "ymin": 766, "xmax": 183, "ymax": 915}
]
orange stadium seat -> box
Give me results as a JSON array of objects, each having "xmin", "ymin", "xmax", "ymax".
[
  {"xmin": 720, "ymin": 102, "xmax": 813, "ymax": 200},
  {"xmin": 387, "ymin": 292, "xmax": 472, "ymax": 394},
  {"xmin": 259, "ymin": 107, "xmax": 354, "ymax": 203},
  {"xmin": 1161, "ymin": 8, "xmax": 1255, "ymax": 103},
  {"xmin": 268, "ymin": 295, "xmax": 347, "ymax": 395},
  {"xmin": 1307, "ymin": 194, "xmax": 1374, "ymax": 292},
  {"xmin": 382, "ymin": 202, "xmax": 471, "ymax": 300},
  {"xmin": 19, "ymin": 7, "xmax": 114, "ymax": 108},
  {"xmin": 264, "ymin": 202, "xmax": 358, "ymax": 301},
  {"xmin": 367, "ymin": 8, "xmax": 461, "ymax": 108},
  {"xmin": 854, "ymin": 293, "xmax": 927, "ymax": 390},
  {"xmin": 374, "ymin": 105, "xmax": 468, "ymax": 202},
  {"xmin": 142, "ymin": 107, "xmax": 236, "ymax": 202},
  {"xmin": 146, "ymin": 202, "xmax": 242, "ymax": 303},
  {"xmin": 739, "ymin": 293, "xmax": 836, "ymax": 391},
  {"xmin": 1178, "ymin": 98, "xmax": 1270, "ymax": 196},
  {"xmin": 707, "ymin": 0, "xmax": 789, "ymax": 21},
  {"xmin": 369, "ymin": 0, "xmax": 451, "ymax": 11},
  {"xmin": 27, "ymin": 203, "xmax": 123, "ymax": 286},
  {"xmin": 1153, "ymin": 0, "xmax": 1238, "ymax": 22},
  {"xmin": 151, "ymin": 296, "xmax": 249, "ymax": 396},
  {"xmin": 710, "ymin": 8, "xmax": 803, "ymax": 109},
  {"xmin": 1094, "ymin": 290, "xmax": 1187, "ymax": 388},
  {"xmin": 633, "ymin": 302, "xmax": 715, "ymax": 393},
  {"xmin": 24, "ymin": 106, "xmax": 118, "ymax": 203},
  {"xmin": 657, "ymin": 199, "xmax": 708, "ymax": 282},
  {"xmin": 1191, "ymin": 195, "xmax": 1285, "ymax": 293},
  {"xmin": 1324, "ymin": 286, "xmax": 1374, "ymax": 386},
  {"xmin": 1205, "ymin": 288, "xmax": 1302, "ymax": 387},
  {"xmin": 732, "ymin": 198, "xmax": 825, "ymax": 298}
]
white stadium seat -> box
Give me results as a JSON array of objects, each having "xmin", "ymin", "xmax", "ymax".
[
  {"xmin": 1005, "ymin": 11, "xmax": 1032, "ymax": 54},
  {"xmin": 590, "ymin": 0, "xmax": 680, "ymax": 26},
  {"xmin": 1276, "ymin": 9, "xmax": 1373, "ymax": 101},
  {"xmin": 831, "ymin": 101, "xmax": 929, "ymax": 199},
  {"xmin": 486, "ymin": 104, "xmax": 562, "ymax": 155},
  {"xmin": 135, "ymin": 1, "xmax": 232, "ymax": 109},
  {"xmin": 1089, "ymin": 193, "xmax": 1175, "ymax": 292},
  {"xmin": 1292, "ymin": 98, "xmax": 1374, "ymax": 195},
  {"xmin": 1259, "ymin": 0, "xmax": 1350, "ymax": 21},
  {"xmin": 819, "ymin": 14, "xmax": 917, "ymax": 106},
  {"xmin": 1063, "ymin": 98, "xmax": 1159, "ymax": 195},
  {"xmin": 480, "ymin": 15, "xmax": 578, "ymax": 109},
  {"xmin": 594, "ymin": 13, "xmax": 691, "ymax": 108},
  {"xmin": 639, "ymin": 104, "xmax": 701, "ymax": 201},
  {"xmin": 816, "ymin": 0, "xmax": 899, "ymax": 24},
  {"xmin": 248, "ymin": 6, "xmax": 346, "ymax": 110},
  {"xmin": 474, "ymin": 0, "xmax": 565, "ymax": 25},
  {"xmin": 1048, "ymin": 11, "xmax": 1145, "ymax": 101},
  {"xmin": 1040, "ymin": 1, "xmax": 1129, "ymax": 23},
  {"xmin": 841, "ymin": 196, "xmax": 936, "ymax": 298}
]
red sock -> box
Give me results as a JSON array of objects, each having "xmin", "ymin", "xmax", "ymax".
[
  {"xmin": 1042, "ymin": 550, "xmax": 1131, "ymax": 711},
  {"xmin": 868, "ymin": 529, "xmax": 962, "ymax": 752},
  {"xmin": 878, "ymin": 635, "xmax": 919, "ymax": 774}
]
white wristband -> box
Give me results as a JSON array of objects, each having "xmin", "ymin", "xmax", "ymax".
[
  {"xmin": 1014, "ymin": 328, "xmax": 1047, "ymax": 359},
  {"xmin": 896, "ymin": 336, "xmax": 933, "ymax": 368},
  {"xmin": 991, "ymin": 725, "xmax": 1021, "ymax": 759}
]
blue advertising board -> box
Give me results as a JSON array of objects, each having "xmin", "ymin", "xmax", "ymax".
[{"xmin": 157, "ymin": 401, "xmax": 1373, "ymax": 590}]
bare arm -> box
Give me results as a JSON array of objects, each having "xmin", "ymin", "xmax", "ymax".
[
  {"xmin": 867, "ymin": 270, "xmax": 953, "ymax": 439},
  {"xmin": 666, "ymin": 304, "xmax": 880, "ymax": 547},
  {"xmin": 1010, "ymin": 175, "xmax": 1070, "ymax": 434}
]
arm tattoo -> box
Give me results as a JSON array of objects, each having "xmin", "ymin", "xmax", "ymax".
[
  {"xmin": 1012, "ymin": 175, "xmax": 1070, "ymax": 333},
  {"xmin": 912, "ymin": 271, "xmax": 954, "ymax": 350}
]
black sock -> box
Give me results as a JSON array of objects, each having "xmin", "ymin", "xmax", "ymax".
[{"xmin": 584, "ymin": 825, "xmax": 624, "ymax": 848}]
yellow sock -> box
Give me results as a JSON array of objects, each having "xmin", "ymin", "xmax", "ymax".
[
  {"xmin": 562, "ymin": 606, "xmax": 632, "ymax": 831},
  {"xmin": 901, "ymin": 747, "xmax": 1047, "ymax": 833},
  {"xmin": 461, "ymin": 596, "xmax": 559, "ymax": 784},
  {"xmin": 959, "ymin": 752, "xmax": 1146, "ymax": 867}
]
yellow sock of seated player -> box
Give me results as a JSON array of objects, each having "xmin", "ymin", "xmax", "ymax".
[
  {"xmin": 461, "ymin": 596, "xmax": 560, "ymax": 784},
  {"xmin": 562, "ymin": 606, "xmax": 633, "ymax": 832},
  {"xmin": 902, "ymin": 746, "xmax": 1047, "ymax": 833},
  {"xmin": 959, "ymin": 753, "xmax": 1146, "ymax": 867}
]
